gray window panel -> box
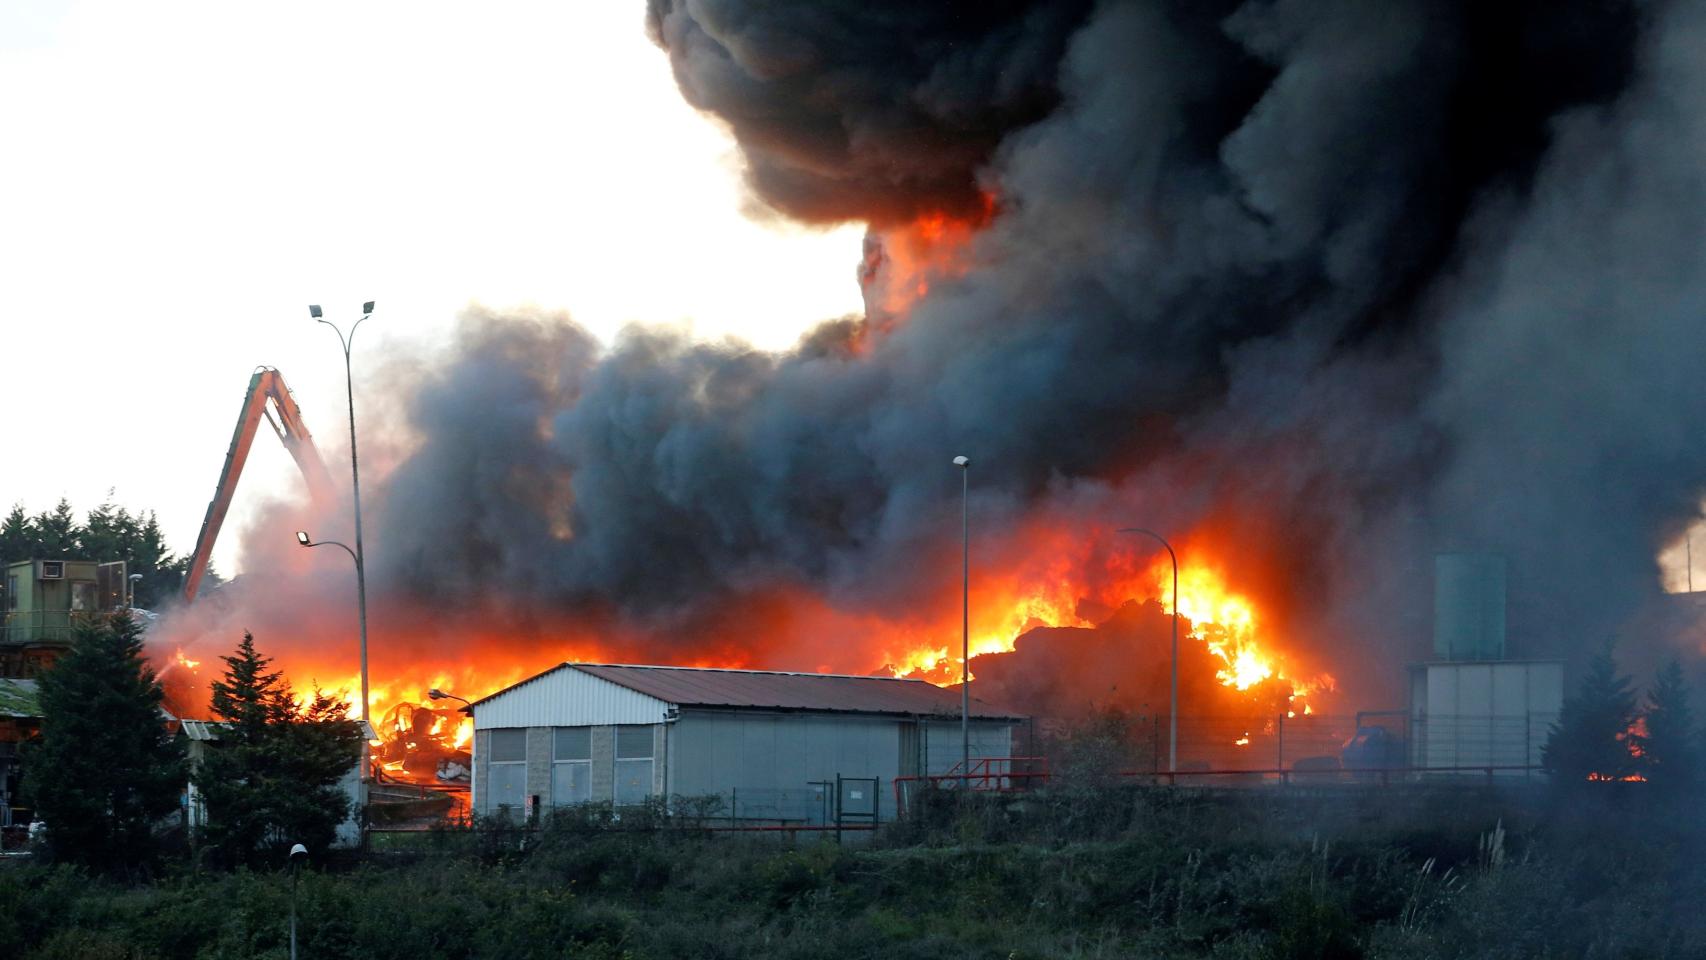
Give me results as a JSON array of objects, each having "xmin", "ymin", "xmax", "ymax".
[
  {"xmin": 615, "ymin": 725, "xmax": 653, "ymax": 759},
  {"xmin": 489, "ymin": 729, "xmax": 526, "ymax": 762},
  {"xmin": 551, "ymin": 761, "xmax": 591, "ymax": 805},
  {"xmin": 488, "ymin": 762, "xmax": 526, "ymax": 816},
  {"xmin": 553, "ymin": 727, "xmax": 591, "ymax": 761},
  {"xmin": 614, "ymin": 758, "xmax": 652, "ymax": 804}
]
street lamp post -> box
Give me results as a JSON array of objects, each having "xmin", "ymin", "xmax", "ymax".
[
  {"xmin": 288, "ymin": 842, "xmax": 306, "ymax": 960},
  {"xmin": 309, "ymin": 302, "xmax": 374, "ymax": 727},
  {"xmin": 1118, "ymin": 527, "xmax": 1178, "ymax": 775},
  {"xmin": 428, "ymin": 688, "xmax": 471, "ymax": 708},
  {"xmin": 127, "ymin": 573, "xmax": 143, "ymax": 609},
  {"xmin": 295, "ymin": 531, "xmax": 365, "ymax": 724},
  {"xmin": 953, "ymin": 455, "xmax": 970, "ymax": 787}
]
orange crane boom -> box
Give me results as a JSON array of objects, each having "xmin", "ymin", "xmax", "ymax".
[{"xmin": 184, "ymin": 367, "xmax": 336, "ymax": 602}]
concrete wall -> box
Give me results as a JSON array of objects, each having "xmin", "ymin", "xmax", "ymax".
[{"xmin": 473, "ymin": 722, "xmax": 662, "ymax": 818}]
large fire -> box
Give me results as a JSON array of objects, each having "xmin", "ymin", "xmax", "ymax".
[
  {"xmin": 154, "ymin": 527, "xmax": 1332, "ymax": 785},
  {"xmin": 883, "ymin": 543, "xmax": 1331, "ymax": 713},
  {"xmin": 148, "ymin": 196, "xmax": 1336, "ymax": 786}
]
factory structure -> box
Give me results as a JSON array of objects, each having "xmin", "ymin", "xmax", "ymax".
[
  {"xmin": 1405, "ymin": 553, "xmax": 1562, "ymax": 774},
  {"xmin": 467, "ymin": 663, "xmax": 1025, "ymax": 824}
]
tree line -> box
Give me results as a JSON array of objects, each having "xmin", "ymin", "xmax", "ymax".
[
  {"xmin": 22, "ymin": 614, "xmax": 360, "ymax": 874},
  {"xmin": 0, "ymin": 497, "xmax": 211, "ymax": 609},
  {"xmin": 1542, "ymin": 641, "xmax": 1700, "ymax": 792}
]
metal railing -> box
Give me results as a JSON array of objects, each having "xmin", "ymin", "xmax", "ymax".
[{"xmin": 1, "ymin": 610, "xmax": 90, "ymax": 645}]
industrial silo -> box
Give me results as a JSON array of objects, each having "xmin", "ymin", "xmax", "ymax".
[{"xmin": 1432, "ymin": 553, "xmax": 1507, "ymax": 661}]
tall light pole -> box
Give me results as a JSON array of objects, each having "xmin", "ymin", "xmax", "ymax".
[
  {"xmin": 953, "ymin": 455, "xmax": 970, "ymax": 786},
  {"xmin": 1119, "ymin": 527, "xmax": 1178, "ymax": 774},
  {"xmin": 310, "ymin": 302, "xmax": 373, "ymax": 727}
]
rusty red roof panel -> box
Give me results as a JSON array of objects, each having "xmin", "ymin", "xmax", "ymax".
[{"xmin": 567, "ymin": 663, "xmax": 1024, "ymax": 719}]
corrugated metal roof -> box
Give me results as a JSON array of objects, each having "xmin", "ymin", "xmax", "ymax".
[
  {"xmin": 179, "ymin": 719, "xmax": 226, "ymax": 741},
  {"xmin": 472, "ymin": 663, "xmax": 1024, "ymax": 720}
]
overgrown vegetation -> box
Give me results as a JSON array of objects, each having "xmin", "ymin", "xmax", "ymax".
[{"xmin": 5, "ymin": 783, "xmax": 1703, "ymax": 959}]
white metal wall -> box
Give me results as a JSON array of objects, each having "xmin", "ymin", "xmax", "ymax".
[
  {"xmin": 667, "ymin": 710, "xmax": 1016, "ymax": 823},
  {"xmin": 1409, "ymin": 660, "xmax": 1563, "ymax": 772},
  {"xmin": 471, "ymin": 666, "xmax": 672, "ymax": 729}
]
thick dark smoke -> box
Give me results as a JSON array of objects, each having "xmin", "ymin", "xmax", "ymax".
[
  {"xmin": 363, "ymin": 0, "xmax": 1706, "ymax": 697},
  {"xmin": 644, "ymin": 0, "xmax": 1095, "ymax": 224}
]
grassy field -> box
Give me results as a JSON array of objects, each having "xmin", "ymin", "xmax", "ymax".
[{"xmin": 3, "ymin": 783, "xmax": 1699, "ymax": 959}]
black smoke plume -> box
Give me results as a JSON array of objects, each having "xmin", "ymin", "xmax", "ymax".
[{"xmin": 352, "ymin": 0, "xmax": 1706, "ymax": 698}]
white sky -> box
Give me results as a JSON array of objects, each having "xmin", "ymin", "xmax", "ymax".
[{"xmin": 0, "ymin": 2, "xmax": 864, "ymax": 577}]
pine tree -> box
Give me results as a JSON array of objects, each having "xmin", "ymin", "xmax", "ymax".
[
  {"xmin": 31, "ymin": 499, "xmax": 81, "ymax": 557},
  {"xmin": 21, "ymin": 613, "xmax": 185, "ymax": 873},
  {"xmin": 1634, "ymin": 658, "xmax": 1698, "ymax": 794},
  {"xmin": 1542, "ymin": 640, "xmax": 1640, "ymax": 785},
  {"xmin": 194, "ymin": 634, "xmax": 362, "ymax": 865},
  {"xmin": 0, "ymin": 504, "xmax": 34, "ymax": 564}
]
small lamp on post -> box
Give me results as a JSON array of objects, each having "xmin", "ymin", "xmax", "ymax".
[
  {"xmin": 429, "ymin": 688, "xmax": 471, "ymax": 708},
  {"xmin": 127, "ymin": 573, "xmax": 143, "ymax": 609},
  {"xmin": 294, "ymin": 531, "xmax": 365, "ymax": 726},
  {"xmin": 288, "ymin": 842, "xmax": 307, "ymax": 960}
]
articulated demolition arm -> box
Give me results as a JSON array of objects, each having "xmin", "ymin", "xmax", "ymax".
[{"xmin": 183, "ymin": 367, "xmax": 337, "ymax": 602}]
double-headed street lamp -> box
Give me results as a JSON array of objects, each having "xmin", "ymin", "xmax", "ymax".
[
  {"xmin": 303, "ymin": 301, "xmax": 374, "ymax": 727},
  {"xmin": 1119, "ymin": 527, "xmax": 1178, "ymax": 774}
]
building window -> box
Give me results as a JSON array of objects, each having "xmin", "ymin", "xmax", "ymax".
[
  {"xmin": 551, "ymin": 727, "xmax": 592, "ymax": 806},
  {"xmin": 487, "ymin": 728, "xmax": 527, "ymax": 817},
  {"xmin": 70, "ymin": 581, "xmax": 97, "ymax": 612},
  {"xmin": 614, "ymin": 725, "xmax": 653, "ymax": 805}
]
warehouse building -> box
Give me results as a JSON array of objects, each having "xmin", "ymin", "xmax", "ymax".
[{"xmin": 468, "ymin": 663, "xmax": 1025, "ymax": 824}]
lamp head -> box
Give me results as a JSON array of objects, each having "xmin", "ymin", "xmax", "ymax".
[
  {"xmin": 308, "ymin": 304, "xmax": 323, "ymax": 319},
  {"xmin": 952, "ymin": 455, "xmax": 969, "ymax": 467},
  {"xmin": 289, "ymin": 843, "xmax": 307, "ymax": 858},
  {"xmin": 128, "ymin": 573, "xmax": 142, "ymax": 582},
  {"xmin": 428, "ymin": 688, "xmax": 447, "ymax": 700},
  {"xmin": 362, "ymin": 300, "xmax": 375, "ymax": 314},
  {"xmin": 295, "ymin": 531, "xmax": 311, "ymax": 547}
]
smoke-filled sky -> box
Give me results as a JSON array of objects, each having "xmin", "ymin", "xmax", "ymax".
[
  {"xmin": 352, "ymin": 0, "xmax": 1706, "ymax": 685},
  {"xmin": 17, "ymin": 0, "xmax": 1706, "ymax": 706},
  {"xmin": 0, "ymin": 1, "xmax": 862, "ymax": 576}
]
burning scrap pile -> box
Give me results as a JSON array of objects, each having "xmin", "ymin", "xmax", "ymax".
[{"xmin": 148, "ymin": 0, "xmax": 1706, "ymax": 776}]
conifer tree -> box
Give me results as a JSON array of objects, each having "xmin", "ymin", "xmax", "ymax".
[
  {"xmin": 194, "ymin": 634, "xmax": 362, "ymax": 865},
  {"xmin": 22, "ymin": 613, "xmax": 185, "ymax": 873},
  {"xmin": 31, "ymin": 498, "xmax": 81, "ymax": 556},
  {"xmin": 1542, "ymin": 640, "xmax": 1640, "ymax": 785},
  {"xmin": 0, "ymin": 504, "xmax": 32, "ymax": 564},
  {"xmin": 1634, "ymin": 658, "xmax": 1698, "ymax": 794}
]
